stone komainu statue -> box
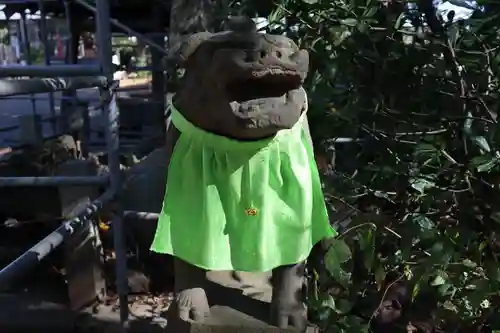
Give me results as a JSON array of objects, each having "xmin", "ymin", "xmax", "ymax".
[{"xmin": 151, "ymin": 17, "xmax": 337, "ymax": 330}]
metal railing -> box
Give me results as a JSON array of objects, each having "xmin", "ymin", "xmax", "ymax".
[
  {"xmin": 0, "ymin": 80, "xmax": 128, "ymax": 322},
  {"xmin": 0, "ymin": 0, "xmax": 153, "ymax": 328}
]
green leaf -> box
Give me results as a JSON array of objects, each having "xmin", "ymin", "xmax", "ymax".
[
  {"xmin": 438, "ymin": 283, "xmax": 456, "ymax": 297},
  {"xmin": 332, "ymin": 267, "xmax": 352, "ymax": 289},
  {"xmin": 412, "ymin": 280, "xmax": 421, "ymax": 301},
  {"xmin": 468, "ymin": 134, "xmax": 492, "ymax": 153},
  {"xmin": 461, "ymin": 259, "xmax": 477, "ymax": 268},
  {"xmin": 357, "ymin": 21, "xmax": 369, "ymax": 33},
  {"xmin": 321, "ymin": 294, "xmax": 336, "ymax": 310},
  {"xmin": 410, "ymin": 177, "xmax": 435, "ymax": 194},
  {"xmin": 442, "ymin": 300, "xmax": 459, "ymax": 313},
  {"xmin": 340, "ymin": 18, "xmax": 358, "ymax": 27},
  {"xmin": 466, "ymin": 280, "xmax": 491, "ymax": 310},
  {"xmin": 491, "ymin": 212, "xmax": 500, "ymax": 224},
  {"xmin": 335, "ymin": 298, "xmax": 354, "ymax": 314},
  {"xmin": 428, "ymin": 242, "xmax": 452, "ymax": 266},
  {"xmin": 471, "ymin": 155, "xmax": 500, "ymax": 172},
  {"xmin": 394, "ymin": 12, "xmax": 405, "ymax": 29},
  {"xmin": 412, "ymin": 214, "xmax": 436, "ymax": 233},
  {"xmin": 363, "ymin": 6, "xmax": 378, "ymax": 18},
  {"xmin": 358, "ymin": 229, "xmax": 376, "ymax": 271},
  {"xmin": 325, "ymin": 239, "xmax": 352, "ymax": 266},
  {"xmin": 373, "ymin": 190, "xmax": 394, "ymax": 202},
  {"xmin": 415, "ymin": 143, "xmax": 439, "ymax": 156},
  {"xmin": 430, "ymin": 273, "xmax": 447, "ymax": 286},
  {"xmin": 268, "ymin": 7, "xmax": 286, "ymax": 24},
  {"xmin": 301, "ymin": 0, "xmax": 318, "ymax": 3},
  {"xmin": 486, "ymin": 264, "xmax": 500, "ymax": 281},
  {"xmin": 374, "ymin": 264, "xmax": 386, "ymax": 290},
  {"xmin": 334, "ymin": 30, "xmax": 352, "ymax": 46},
  {"xmin": 324, "ymin": 239, "xmax": 352, "ymax": 288}
]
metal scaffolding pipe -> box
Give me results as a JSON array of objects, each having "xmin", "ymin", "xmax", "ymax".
[
  {"xmin": 3, "ymin": 95, "xmax": 82, "ymax": 101},
  {"xmin": 0, "ymin": 0, "xmax": 52, "ymax": 3},
  {"xmin": 0, "ymin": 187, "xmax": 115, "ymax": 291},
  {"xmin": 0, "ymin": 114, "xmax": 60, "ymax": 134},
  {"xmin": 0, "ymin": 64, "xmax": 102, "ymax": 78},
  {"xmin": 0, "ymin": 176, "xmax": 109, "ymax": 187},
  {"xmin": 37, "ymin": 0, "xmax": 57, "ymax": 134},
  {"xmin": 123, "ymin": 211, "xmax": 159, "ymax": 221},
  {"xmin": 74, "ymin": 0, "xmax": 167, "ymax": 55},
  {"xmin": 96, "ymin": 0, "xmax": 128, "ymax": 323},
  {"xmin": 63, "ymin": 0, "xmax": 76, "ymax": 64},
  {"xmin": 102, "ymin": 90, "xmax": 129, "ymax": 324},
  {"xmin": 19, "ymin": 12, "xmax": 38, "ymax": 118},
  {"xmin": 0, "ymin": 76, "xmax": 108, "ymax": 97}
]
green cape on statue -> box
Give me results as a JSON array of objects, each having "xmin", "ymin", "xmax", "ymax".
[{"xmin": 151, "ymin": 103, "xmax": 336, "ymax": 272}]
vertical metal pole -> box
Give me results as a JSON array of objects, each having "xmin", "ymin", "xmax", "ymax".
[
  {"xmin": 37, "ymin": 0, "xmax": 57, "ymax": 135},
  {"xmin": 63, "ymin": 0, "xmax": 78, "ymax": 65},
  {"xmin": 62, "ymin": 0, "xmax": 77, "ymax": 136},
  {"xmin": 150, "ymin": 4, "xmax": 166, "ymax": 135},
  {"xmin": 95, "ymin": 0, "xmax": 128, "ymax": 327},
  {"xmin": 20, "ymin": 11, "xmax": 37, "ymax": 117},
  {"xmin": 80, "ymin": 101, "xmax": 90, "ymax": 159}
]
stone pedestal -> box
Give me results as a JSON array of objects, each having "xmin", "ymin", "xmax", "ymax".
[
  {"xmin": 167, "ymin": 271, "xmax": 318, "ymax": 333},
  {"xmin": 18, "ymin": 114, "xmax": 43, "ymax": 146},
  {"xmin": 120, "ymin": 148, "xmax": 319, "ymax": 332},
  {"xmin": 55, "ymin": 160, "xmax": 106, "ymax": 310}
]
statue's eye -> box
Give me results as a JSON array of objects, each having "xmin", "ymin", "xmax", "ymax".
[{"xmin": 245, "ymin": 50, "xmax": 259, "ymax": 62}]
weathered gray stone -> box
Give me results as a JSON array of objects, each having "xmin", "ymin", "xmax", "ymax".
[
  {"xmin": 18, "ymin": 114, "xmax": 43, "ymax": 146},
  {"xmin": 121, "ymin": 147, "xmax": 168, "ymax": 214},
  {"xmin": 55, "ymin": 159, "xmax": 106, "ymax": 310}
]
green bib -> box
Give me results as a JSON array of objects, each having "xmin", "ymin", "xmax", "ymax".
[{"xmin": 151, "ymin": 104, "xmax": 336, "ymax": 272}]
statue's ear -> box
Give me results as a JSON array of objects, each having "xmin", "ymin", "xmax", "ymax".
[
  {"xmin": 166, "ymin": 17, "xmax": 256, "ymax": 68},
  {"xmin": 167, "ymin": 31, "xmax": 213, "ymax": 68},
  {"xmin": 223, "ymin": 16, "xmax": 257, "ymax": 33}
]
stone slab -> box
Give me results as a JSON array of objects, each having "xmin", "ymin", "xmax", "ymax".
[
  {"xmin": 0, "ymin": 293, "xmax": 76, "ymax": 332},
  {"xmin": 165, "ymin": 270, "xmax": 318, "ymax": 333},
  {"xmin": 0, "ymin": 272, "xmax": 317, "ymax": 333}
]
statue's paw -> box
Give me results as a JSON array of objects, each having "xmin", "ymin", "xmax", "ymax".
[
  {"xmin": 270, "ymin": 300, "xmax": 307, "ymax": 330},
  {"xmin": 176, "ymin": 287, "xmax": 210, "ymax": 322}
]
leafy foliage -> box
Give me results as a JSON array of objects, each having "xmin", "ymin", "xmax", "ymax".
[{"xmin": 232, "ymin": 0, "xmax": 500, "ymax": 331}]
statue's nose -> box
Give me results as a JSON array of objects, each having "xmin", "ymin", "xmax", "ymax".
[
  {"xmin": 245, "ymin": 47, "xmax": 288, "ymax": 63},
  {"xmin": 257, "ymin": 48, "xmax": 284, "ymax": 60}
]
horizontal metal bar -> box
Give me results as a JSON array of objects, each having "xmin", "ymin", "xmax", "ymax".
[
  {"xmin": 116, "ymin": 87, "xmax": 150, "ymax": 92},
  {"xmin": 0, "ymin": 0, "xmax": 58, "ymax": 4},
  {"xmin": 113, "ymin": 32, "xmax": 167, "ymax": 38},
  {"xmin": 0, "ymin": 175, "xmax": 109, "ymax": 187},
  {"xmin": 123, "ymin": 210, "xmax": 159, "ymax": 221},
  {"xmin": 0, "ymin": 76, "xmax": 108, "ymax": 97},
  {"xmin": 73, "ymin": 0, "xmax": 167, "ymax": 56},
  {"xmin": 0, "ymin": 65, "xmax": 101, "ymax": 78},
  {"xmin": 128, "ymin": 66, "xmax": 163, "ymax": 72},
  {"xmin": 0, "ymin": 187, "xmax": 115, "ymax": 290},
  {"xmin": 3, "ymin": 95, "xmax": 80, "ymax": 100},
  {"xmin": 0, "ymin": 115, "xmax": 58, "ymax": 133},
  {"xmin": 0, "ymin": 124, "xmax": 21, "ymax": 133}
]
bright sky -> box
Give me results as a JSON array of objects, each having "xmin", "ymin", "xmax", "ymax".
[{"xmin": 438, "ymin": 0, "xmax": 475, "ymax": 19}]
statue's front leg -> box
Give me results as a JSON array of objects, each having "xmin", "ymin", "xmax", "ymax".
[
  {"xmin": 270, "ymin": 262, "xmax": 307, "ymax": 330},
  {"xmin": 173, "ymin": 258, "xmax": 210, "ymax": 322}
]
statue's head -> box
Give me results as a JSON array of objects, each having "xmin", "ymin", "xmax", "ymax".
[{"xmin": 171, "ymin": 17, "xmax": 310, "ymax": 140}]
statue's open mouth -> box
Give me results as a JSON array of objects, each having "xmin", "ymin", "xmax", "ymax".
[{"xmin": 227, "ymin": 69, "xmax": 302, "ymax": 103}]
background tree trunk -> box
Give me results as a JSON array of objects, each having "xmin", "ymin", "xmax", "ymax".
[{"xmin": 167, "ymin": 0, "xmax": 228, "ymax": 91}]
